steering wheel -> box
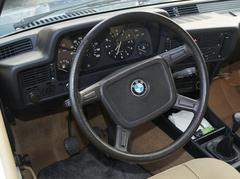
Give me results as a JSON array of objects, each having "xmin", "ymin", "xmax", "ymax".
[{"xmin": 69, "ymin": 11, "xmax": 209, "ymax": 163}]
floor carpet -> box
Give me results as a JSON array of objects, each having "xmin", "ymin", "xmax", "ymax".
[
  {"xmin": 12, "ymin": 105, "xmax": 193, "ymax": 177},
  {"xmin": 38, "ymin": 147, "xmax": 151, "ymax": 179}
]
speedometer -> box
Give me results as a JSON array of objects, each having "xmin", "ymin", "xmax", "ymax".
[{"xmin": 104, "ymin": 28, "xmax": 135, "ymax": 60}]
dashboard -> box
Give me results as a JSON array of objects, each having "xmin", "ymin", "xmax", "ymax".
[{"xmin": 0, "ymin": 0, "xmax": 240, "ymax": 117}]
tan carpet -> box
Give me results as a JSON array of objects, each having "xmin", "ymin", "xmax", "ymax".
[
  {"xmin": 209, "ymin": 66, "xmax": 240, "ymax": 127},
  {"xmin": 12, "ymin": 105, "xmax": 193, "ymax": 176},
  {"xmin": 12, "ymin": 111, "xmax": 88, "ymax": 174}
]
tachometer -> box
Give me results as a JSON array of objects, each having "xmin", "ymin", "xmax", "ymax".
[
  {"xmin": 104, "ymin": 28, "xmax": 135, "ymax": 60},
  {"xmin": 57, "ymin": 38, "xmax": 74, "ymax": 72},
  {"xmin": 57, "ymin": 35, "xmax": 101, "ymax": 72}
]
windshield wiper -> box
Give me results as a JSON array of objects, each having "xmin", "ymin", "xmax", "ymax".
[
  {"xmin": 0, "ymin": 0, "xmax": 5, "ymax": 15},
  {"xmin": 13, "ymin": 0, "xmax": 98, "ymax": 29},
  {"xmin": 13, "ymin": 0, "xmax": 120, "ymax": 29},
  {"xmin": 13, "ymin": 10, "xmax": 61, "ymax": 29},
  {"xmin": 12, "ymin": 0, "xmax": 174, "ymax": 31}
]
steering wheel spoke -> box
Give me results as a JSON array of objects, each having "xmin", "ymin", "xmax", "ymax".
[
  {"xmin": 173, "ymin": 94, "xmax": 199, "ymax": 113},
  {"xmin": 114, "ymin": 125, "xmax": 131, "ymax": 152},
  {"xmin": 160, "ymin": 44, "xmax": 192, "ymax": 67},
  {"xmin": 79, "ymin": 82, "xmax": 101, "ymax": 106}
]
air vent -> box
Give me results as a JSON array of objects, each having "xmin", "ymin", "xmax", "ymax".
[
  {"xmin": 20, "ymin": 65, "xmax": 52, "ymax": 88},
  {"xmin": 23, "ymin": 9, "xmax": 97, "ymax": 29},
  {"xmin": 0, "ymin": 39, "xmax": 33, "ymax": 60},
  {"xmin": 164, "ymin": 4, "xmax": 199, "ymax": 17}
]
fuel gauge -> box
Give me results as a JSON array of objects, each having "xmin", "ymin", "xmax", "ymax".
[{"xmin": 137, "ymin": 41, "xmax": 150, "ymax": 56}]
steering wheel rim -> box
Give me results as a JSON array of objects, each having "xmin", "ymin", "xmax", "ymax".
[{"xmin": 69, "ymin": 11, "xmax": 209, "ymax": 163}]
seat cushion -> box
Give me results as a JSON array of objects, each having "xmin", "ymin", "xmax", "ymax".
[{"xmin": 149, "ymin": 158, "xmax": 240, "ymax": 179}]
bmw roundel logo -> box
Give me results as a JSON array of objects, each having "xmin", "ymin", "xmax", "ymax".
[{"xmin": 130, "ymin": 79, "xmax": 148, "ymax": 96}]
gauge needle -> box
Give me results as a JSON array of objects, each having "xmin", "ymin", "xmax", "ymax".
[
  {"xmin": 115, "ymin": 41, "xmax": 122, "ymax": 55},
  {"xmin": 59, "ymin": 68, "xmax": 68, "ymax": 73},
  {"xmin": 139, "ymin": 48, "xmax": 146, "ymax": 53}
]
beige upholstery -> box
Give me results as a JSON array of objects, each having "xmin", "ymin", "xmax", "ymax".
[
  {"xmin": 0, "ymin": 109, "xmax": 19, "ymax": 179},
  {"xmin": 149, "ymin": 158, "xmax": 240, "ymax": 179}
]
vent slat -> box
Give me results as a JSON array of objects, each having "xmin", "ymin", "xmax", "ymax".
[
  {"xmin": 164, "ymin": 4, "xmax": 199, "ymax": 17},
  {"xmin": 0, "ymin": 39, "xmax": 33, "ymax": 60},
  {"xmin": 11, "ymin": 46, "xmax": 33, "ymax": 54},
  {"xmin": 21, "ymin": 66, "xmax": 52, "ymax": 88}
]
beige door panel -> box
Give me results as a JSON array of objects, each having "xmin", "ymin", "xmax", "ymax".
[{"xmin": 0, "ymin": 108, "xmax": 19, "ymax": 179}]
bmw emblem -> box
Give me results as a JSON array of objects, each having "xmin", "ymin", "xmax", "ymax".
[{"xmin": 130, "ymin": 79, "xmax": 148, "ymax": 96}]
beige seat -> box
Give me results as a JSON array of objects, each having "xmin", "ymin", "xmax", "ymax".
[{"xmin": 149, "ymin": 158, "xmax": 240, "ymax": 179}]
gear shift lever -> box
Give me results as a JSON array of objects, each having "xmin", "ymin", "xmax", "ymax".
[
  {"xmin": 206, "ymin": 112, "xmax": 240, "ymax": 162},
  {"xmin": 232, "ymin": 112, "xmax": 240, "ymax": 134},
  {"xmin": 215, "ymin": 112, "xmax": 240, "ymax": 160}
]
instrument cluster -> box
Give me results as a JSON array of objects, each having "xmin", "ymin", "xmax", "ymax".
[{"xmin": 56, "ymin": 24, "xmax": 153, "ymax": 73}]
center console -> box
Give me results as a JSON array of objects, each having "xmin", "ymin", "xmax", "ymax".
[{"xmin": 156, "ymin": 108, "xmax": 240, "ymax": 170}]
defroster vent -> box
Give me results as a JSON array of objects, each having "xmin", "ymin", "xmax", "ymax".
[{"xmin": 164, "ymin": 4, "xmax": 199, "ymax": 17}]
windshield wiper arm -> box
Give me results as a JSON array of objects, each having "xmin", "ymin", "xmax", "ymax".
[
  {"xmin": 13, "ymin": 0, "xmax": 118, "ymax": 29},
  {"xmin": 13, "ymin": 0, "xmax": 148, "ymax": 30},
  {"xmin": 0, "ymin": 0, "xmax": 5, "ymax": 15},
  {"xmin": 13, "ymin": 10, "xmax": 61, "ymax": 29}
]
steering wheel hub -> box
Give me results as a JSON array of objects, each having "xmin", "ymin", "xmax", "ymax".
[{"xmin": 101, "ymin": 59, "xmax": 176, "ymax": 128}]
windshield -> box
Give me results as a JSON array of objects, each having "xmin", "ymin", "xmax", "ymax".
[{"xmin": 0, "ymin": 0, "xmax": 185, "ymax": 37}]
